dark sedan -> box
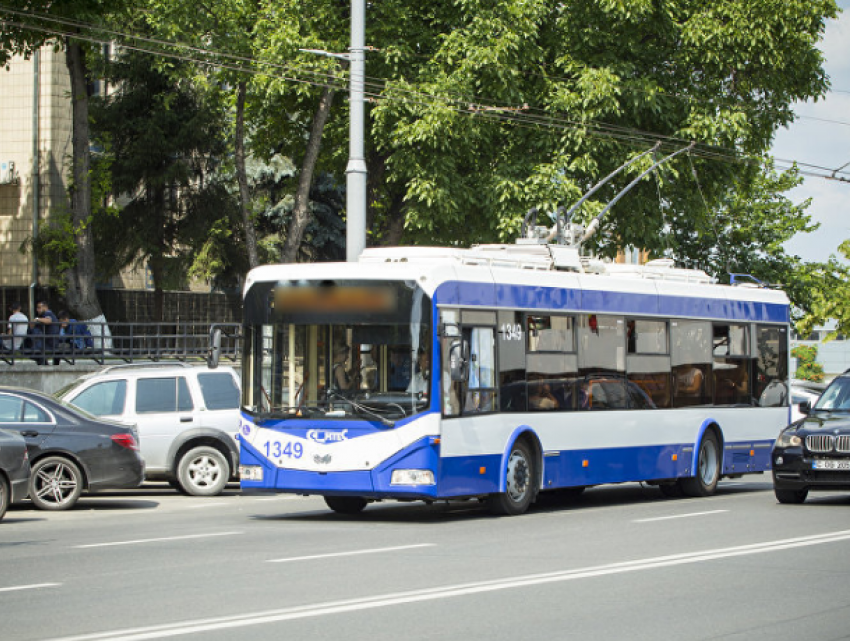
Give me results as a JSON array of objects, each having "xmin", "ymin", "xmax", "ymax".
[
  {"xmin": 0, "ymin": 387, "xmax": 144, "ymax": 511},
  {"xmin": 0, "ymin": 428, "xmax": 30, "ymax": 521},
  {"xmin": 773, "ymin": 371, "xmax": 850, "ymax": 504}
]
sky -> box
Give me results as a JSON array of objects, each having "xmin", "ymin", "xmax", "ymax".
[{"xmin": 772, "ymin": 0, "xmax": 850, "ymax": 263}]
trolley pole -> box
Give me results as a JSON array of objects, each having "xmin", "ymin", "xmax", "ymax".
[{"xmin": 346, "ymin": 0, "xmax": 367, "ymax": 262}]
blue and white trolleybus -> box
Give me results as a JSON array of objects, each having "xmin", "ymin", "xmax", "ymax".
[{"xmin": 237, "ymin": 238, "xmax": 790, "ymax": 515}]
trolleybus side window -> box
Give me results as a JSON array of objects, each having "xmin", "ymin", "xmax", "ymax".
[
  {"xmin": 498, "ymin": 311, "xmax": 527, "ymax": 412},
  {"xmin": 579, "ymin": 314, "xmax": 626, "ymax": 410},
  {"xmin": 755, "ymin": 325, "xmax": 789, "ymax": 408},
  {"xmin": 671, "ymin": 320, "xmax": 712, "ymax": 407},
  {"xmin": 465, "ymin": 326, "xmax": 497, "ymax": 414},
  {"xmin": 626, "ymin": 319, "xmax": 671, "ymax": 409},
  {"xmin": 526, "ymin": 314, "xmax": 577, "ymax": 411},
  {"xmin": 712, "ymin": 323, "xmax": 752, "ymax": 406}
]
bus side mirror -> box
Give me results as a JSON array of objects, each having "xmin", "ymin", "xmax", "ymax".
[
  {"xmin": 208, "ymin": 327, "xmax": 222, "ymax": 369},
  {"xmin": 449, "ymin": 339, "xmax": 469, "ymax": 382}
]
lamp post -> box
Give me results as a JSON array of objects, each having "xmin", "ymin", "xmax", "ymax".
[
  {"xmin": 300, "ymin": 0, "xmax": 367, "ymax": 263},
  {"xmin": 346, "ymin": 0, "xmax": 367, "ymax": 262}
]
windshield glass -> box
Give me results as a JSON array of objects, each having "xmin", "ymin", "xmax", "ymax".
[
  {"xmin": 813, "ymin": 377, "xmax": 850, "ymax": 411},
  {"xmin": 242, "ymin": 279, "xmax": 431, "ymax": 424}
]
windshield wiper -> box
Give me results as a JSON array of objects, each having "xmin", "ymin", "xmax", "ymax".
[{"xmin": 326, "ymin": 390, "xmax": 395, "ymax": 427}]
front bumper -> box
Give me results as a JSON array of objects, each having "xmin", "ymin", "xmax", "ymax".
[{"xmin": 772, "ymin": 448, "xmax": 850, "ymax": 492}]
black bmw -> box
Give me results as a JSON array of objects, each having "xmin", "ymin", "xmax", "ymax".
[
  {"xmin": 773, "ymin": 372, "xmax": 850, "ymax": 504},
  {"xmin": 0, "ymin": 387, "xmax": 144, "ymax": 511}
]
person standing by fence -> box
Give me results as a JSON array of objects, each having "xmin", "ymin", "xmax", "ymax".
[
  {"xmin": 6, "ymin": 302, "xmax": 28, "ymax": 352},
  {"xmin": 29, "ymin": 300, "xmax": 60, "ymax": 365}
]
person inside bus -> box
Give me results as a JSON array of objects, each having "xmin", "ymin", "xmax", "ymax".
[
  {"xmin": 406, "ymin": 348, "xmax": 430, "ymax": 395},
  {"xmin": 529, "ymin": 378, "xmax": 559, "ymax": 410},
  {"xmin": 389, "ymin": 347, "xmax": 411, "ymax": 390},
  {"xmin": 332, "ymin": 344, "xmax": 360, "ymax": 392}
]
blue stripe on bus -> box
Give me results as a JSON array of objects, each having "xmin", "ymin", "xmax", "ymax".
[
  {"xmin": 240, "ymin": 435, "xmax": 773, "ymax": 498},
  {"xmin": 435, "ymin": 282, "xmax": 789, "ymax": 323}
]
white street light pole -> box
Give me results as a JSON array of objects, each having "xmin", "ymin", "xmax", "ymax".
[
  {"xmin": 300, "ymin": 1, "xmax": 367, "ymax": 262},
  {"xmin": 346, "ymin": 0, "xmax": 367, "ymax": 262}
]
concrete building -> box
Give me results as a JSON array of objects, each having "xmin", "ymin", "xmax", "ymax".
[{"xmin": 0, "ymin": 47, "xmax": 71, "ymax": 297}]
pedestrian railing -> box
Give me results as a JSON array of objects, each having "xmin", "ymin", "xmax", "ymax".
[{"xmin": 0, "ymin": 321, "xmax": 242, "ymax": 366}]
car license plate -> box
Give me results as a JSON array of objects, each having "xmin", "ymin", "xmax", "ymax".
[{"xmin": 813, "ymin": 459, "xmax": 850, "ymax": 470}]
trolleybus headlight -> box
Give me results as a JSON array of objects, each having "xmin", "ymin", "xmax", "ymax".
[
  {"xmin": 240, "ymin": 465, "xmax": 264, "ymax": 481},
  {"xmin": 391, "ymin": 469, "xmax": 435, "ymax": 486},
  {"xmin": 775, "ymin": 430, "xmax": 802, "ymax": 449}
]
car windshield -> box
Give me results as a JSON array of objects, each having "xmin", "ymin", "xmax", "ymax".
[{"xmin": 813, "ymin": 377, "xmax": 850, "ymax": 412}]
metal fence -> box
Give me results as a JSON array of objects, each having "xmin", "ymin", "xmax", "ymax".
[{"xmin": 1, "ymin": 321, "xmax": 242, "ymax": 366}]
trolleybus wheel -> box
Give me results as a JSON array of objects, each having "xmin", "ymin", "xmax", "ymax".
[
  {"xmin": 489, "ymin": 439, "xmax": 536, "ymax": 516},
  {"xmin": 774, "ymin": 488, "xmax": 808, "ymax": 504},
  {"xmin": 680, "ymin": 431, "xmax": 721, "ymax": 497},
  {"xmin": 325, "ymin": 496, "xmax": 368, "ymax": 514}
]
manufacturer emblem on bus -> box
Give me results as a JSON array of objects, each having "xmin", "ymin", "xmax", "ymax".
[
  {"xmin": 307, "ymin": 429, "xmax": 349, "ymax": 444},
  {"xmin": 314, "ymin": 454, "xmax": 332, "ymax": 464}
]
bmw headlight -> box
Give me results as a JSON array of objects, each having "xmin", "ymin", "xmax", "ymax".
[{"xmin": 775, "ymin": 429, "xmax": 802, "ymax": 449}]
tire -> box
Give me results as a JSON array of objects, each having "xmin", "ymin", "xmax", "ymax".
[
  {"xmin": 176, "ymin": 446, "xmax": 229, "ymax": 497},
  {"xmin": 30, "ymin": 457, "xmax": 83, "ymax": 511},
  {"xmin": 680, "ymin": 431, "xmax": 721, "ymax": 497},
  {"xmin": 489, "ymin": 439, "xmax": 536, "ymax": 515},
  {"xmin": 0, "ymin": 475, "xmax": 9, "ymax": 521},
  {"xmin": 775, "ymin": 488, "xmax": 808, "ymax": 504},
  {"xmin": 168, "ymin": 478, "xmax": 191, "ymax": 495},
  {"xmin": 324, "ymin": 496, "xmax": 368, "ymax": 514}
]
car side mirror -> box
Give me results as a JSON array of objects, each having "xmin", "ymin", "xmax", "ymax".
[
  {"xmin": 798, "ymin": 400, "xmax": 811, "ymax": 416},
  {"xmin": 208, "ymin": 327, "xmax": 222, "ymax": 369}
]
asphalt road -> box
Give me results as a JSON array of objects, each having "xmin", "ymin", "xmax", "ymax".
[{"xmin": 2, "ymin": 476, "xmax": 849, "ymax": 641}]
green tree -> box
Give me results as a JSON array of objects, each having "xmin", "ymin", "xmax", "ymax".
[
  {"xmin": 366, "ymin": 0, "xmax": 838, "ymax": 252},
  {"xmin": 792, "ymin": 344, "xmax": 825, "ymax": 383},
  {"xmin": 90, "ymin": 48, "xmax": 229, "ymax": 319}
]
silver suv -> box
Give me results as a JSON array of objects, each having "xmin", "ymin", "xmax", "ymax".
[{"xmin": 57, "ymin": 363, "xmax": 240, "ymax": 496}]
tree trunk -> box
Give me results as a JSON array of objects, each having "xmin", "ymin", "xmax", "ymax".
[
  {"xmin": 235, "ymin": 81, "xmax": 259, "ymax": 269},
  {"xmin": 280, "ymin": 86, "xmax": 335, "ymax": 263},
  {"xmin": 63, "ymin": 40, "xmax": 105, "ymax": 322}
]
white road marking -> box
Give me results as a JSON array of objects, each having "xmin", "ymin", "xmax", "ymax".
[
  {"xmin": 73, "ymin": 532, "xmax": 242, "ymax": 549},
  {"xmin": 186, "ymin": 502, "xmax": 228, "ymax": 509},
  {"xmin": 46, "ymin": 529, "xmax": 850, "ymax": 641},
  {"xmin": 267, "ymin": 543, "xmax": 436, "ymax": 563},
  {"xmin": 634, "ymin": 509, "xmax": 728, "ymax": 523},
  {"xmin": 0, "ymin": 583, "xmax": 61, "ymax": 593}
]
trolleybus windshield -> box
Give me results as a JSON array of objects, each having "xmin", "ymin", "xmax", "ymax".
[{"xmin": 241, "ymin": 279, "xmax": 431, "ymax": 424}]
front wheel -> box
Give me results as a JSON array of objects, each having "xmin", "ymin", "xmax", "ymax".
[
  {"xmin": 489, "ymin": 439, "xmax": 536, "ymax": 516},
  {"xmin": 680, "ymin": 431, "xmax": 721, "ymax": 497},
  {"xmin": 324, "ymin": 496, "xmax": 368, "ymax": 514},
  {"xmin": 775, "ymin": 488, "xmax": 808, "ymax": 504},
  {"xmin": 177, "ymin": 446, "xmax": 230, "ymax": 496},
  {"xmin": 30, "ymin": 457, "xmax": 83, "ymax": 511}
]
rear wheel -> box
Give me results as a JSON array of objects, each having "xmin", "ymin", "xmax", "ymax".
[
  {"xmin": 0, "ymin": 475, "xmax": 9, "ymax": 520},
  {"xmin": 775, "ymin": 488, "xmax": 808, "ymax": 504},
  {"xmin": 30, "ymin": 457, "xmax": 83, "ymax": 511},
  {"xmin": 681, "ymin": 431, "xmax": 721, "ymax": 497},
  {"xmin": 489, "ymin": 439, "xmax": 536, "ymax": 515},
  {"xmin": 177, "ymin": 446, "xmax": 229, "ymax": 496},
  {"xmin": 324, "ymin": 496, "xmax": 368, "ymax": 514}
]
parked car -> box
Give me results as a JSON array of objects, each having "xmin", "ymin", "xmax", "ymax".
[
  {"xmin": 773, "ymin": 371, "xmax": 850, "ymax": 504},
  {"xmin": 57, "ymin": 363, "xmax": 241, "ymax": 496},
  {"xmin": 0, "ymin": 428, "xmax": 30, "ymax": 521},
  {"xmin": 0, "ymin": 387, "xmax": 143, "ymax": 511}
]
